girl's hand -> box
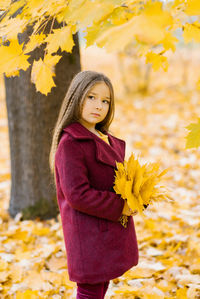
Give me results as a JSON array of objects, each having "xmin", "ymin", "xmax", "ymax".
[{"xmin": 122, "ymin": 200, "xmax": 138, "ymax": 216}]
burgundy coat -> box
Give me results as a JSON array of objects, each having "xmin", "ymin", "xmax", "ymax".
[{"xmin": 54, "ymin": 121, "xmax": 139, "ymax": 284}]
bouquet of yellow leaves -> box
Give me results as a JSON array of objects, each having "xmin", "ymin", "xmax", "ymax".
[{"xmin": 113, "ymin": 153, "xmax": 173, "ymax": 227}]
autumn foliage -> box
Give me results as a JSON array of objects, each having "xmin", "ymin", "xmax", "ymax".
[{"xmin": 113, "ymin": 153, "xmax": 173, "ymax": 219}]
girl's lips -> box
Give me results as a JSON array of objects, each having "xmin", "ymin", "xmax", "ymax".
[{"xmin": 91, "ymin": 113, "xmax": 100, "ymax": 117}]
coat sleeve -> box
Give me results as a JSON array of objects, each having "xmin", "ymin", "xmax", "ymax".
[{"xmin": 55, "ymin": 138, "xmax": 125, "ymax": 222}]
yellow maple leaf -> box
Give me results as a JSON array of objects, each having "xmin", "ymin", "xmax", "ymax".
[
  {"xmin": 94, "ymin": 16, "xmax": 137, "ymax": 52},
  {"xmin": 5, "ymin": 69, "xmax": 20, "ymax": 76},
  {"xmin": 23, "ymin": 33, "xmax": 46, "ymax": 54},
  {"xmin": 125, "ymin": 180, "xmax": 143, "ymax": 214},
  {"xmin": 6, "ymin": 0, "xmax": 26, "ymax": 16},
  {"xmin": 46, "ymin": 0, "xmax": 66, "ymax": 16},
  {"xmin": 133, "ymin": 164, "xmax": 146, "ymax": 197},
  {"xmin": 146, "ymin": 51, "xmax": 169, "ymax": 72},
  {"xmin": 113, "ymin": 176, "xmax": 127, "ymax": 199},
  {"xmin": 185, "ymin": 0, "xmax": 200, "ymax": 16},
  {"xmin": 183, "ymin": 22, "xmax": 200, "ymax": 43},
  {"xmin": 161, "ymin": 31, "xmax": 179, "ymax": 52},
  {"xmin": 109, "ymin": 6, "xmax": 133, "ymax": 25},
  {"xmin": 185, "ymin": 118, "xmax": 200, "ymax": 149},
  {"xmin": 140, "ymin": 178, "xmax": 156, "ymax": 204},
  {"xmin": 176, "ymin": 286, "xmax": 188, "ymax": 298},
  {"xmin": 16, "ymin": 289, "xmax": 39, "ymax": 299},
  {"xmin": 0, "ymin": 16, "xmax": 27, "ymax": 40},
  {"xmin": 62, "ymin": 0, "xmax": 116, "ymax": 30},
  {"xmin": 26, "ymin": 0, "xmax": 47, "ymax": 16},
  {"xmin": 31, "ymin": 53, "xmax": 62, "ymax": 95},
  {"xmin": 127, "ymin": 153, "xmax": 138, "ymax": 179},
  {"xmin": 0, "ymin": 39, "xmax": 30, "ymax": 76},
  {"xmin": 44, "ymin": 25, "xmax": 75, "ymax": 54},
  {"xmin": 142, "ymin": 0, "xmax": 173, "ymax": 28},
  {"xmin": 84, "ymin": 20, "xmax": 113, "ymax": 48},
  {"xmin": 134, "ymin": 0, "xmax": 173, "ymax": 45}
]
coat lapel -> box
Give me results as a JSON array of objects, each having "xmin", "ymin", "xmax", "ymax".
[{"xmin": 62, "ymin": 122, "xmax": 125, "ymax": 168}]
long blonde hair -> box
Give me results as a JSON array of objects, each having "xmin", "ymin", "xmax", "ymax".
[{"xmin": 49, "ymin": 70, "xmax": 115, "ymax": 185}]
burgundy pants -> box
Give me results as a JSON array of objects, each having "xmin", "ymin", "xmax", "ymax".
[{"xmin": 76, "ymin": 281, "xmax": 110, "ymax": 299}]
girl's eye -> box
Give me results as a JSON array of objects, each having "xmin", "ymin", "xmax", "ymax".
[
  {"xmin": 103, "ymin": 100, "xmax": 110, "ymax": 104},
  {"xmin": 88, "ymin": 95, "xmax": 110, "ymax": 104}
]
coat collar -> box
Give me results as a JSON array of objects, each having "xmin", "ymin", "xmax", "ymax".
[{"xmin": 62, "ymin": 121, "xmax": 125, "ymax": 168}]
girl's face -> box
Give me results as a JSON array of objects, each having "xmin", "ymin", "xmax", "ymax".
[{"xmin": 79, "ymin": 82, "xmax": 111, "ymax": 129}]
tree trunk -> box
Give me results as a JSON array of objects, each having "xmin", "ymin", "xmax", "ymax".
[{"xmin": 4, "ymin": 21, "xmax": 81, "ymax": 219}]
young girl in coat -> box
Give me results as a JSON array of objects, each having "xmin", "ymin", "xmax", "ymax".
[{"xmin": 49, "ymin": 70, "xmax": 139, "ymax": 299}]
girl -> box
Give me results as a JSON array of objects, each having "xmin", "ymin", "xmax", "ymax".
[{"xmin": 49, "ymin": 70, "xmax": 139, "ymax": 299}]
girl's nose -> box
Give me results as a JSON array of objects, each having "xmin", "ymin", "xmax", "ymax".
[{"xmin": 96, "ymin": 100, "xmax": 103, "ymax": 109}]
